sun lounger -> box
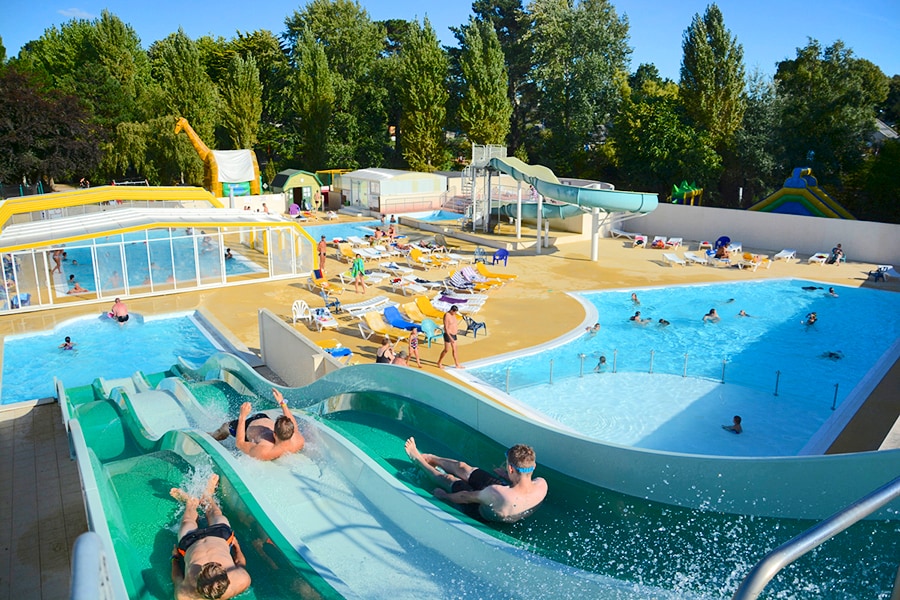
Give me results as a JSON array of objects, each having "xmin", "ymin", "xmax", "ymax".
[
  {"xmin": 773, "ymin": 249, "xmax": 796, "ymax": 261},
  {"xmin": 736, "ymin": 253, "xmax": 771, "ymax": 271},
  {"xmin": 310, "ymin": 307, "xmax": 339, "ymax": 332},
  {"xmin": 379, "ymin": 262, "xmax": 414, "ymax": 276},
  {"xmin": 610, "ymin": 227, "xmax": 637, "ymax": 240},
  {"xmin": 662, "ymin": 252, "xmax": 686, "ymax": 267},
  {"xmin": 650, "ymin": 236, "xmax": 667, "ymax": 249},
  {"xmin": 347, "ymin": 235, "xmax": 369, "ymax": 247},
  {"xmin": 808, "ymin": 253, "xmax": 829, "ymax": 265},
  {"xmin": 665, "ymin": 237, "xmax": 682, "ymax": 249},
  {"xmin": 869, "ymin": 265, "xmax": 897, "ymax": 282},
  {"xmin": 389, "ymin": 277, "xmax": 428, "ymax": 296},
  {"xmin": 632, "ymin": 235, "xmax": 647, "ymax": 248},
  {"xmin": 383, "ymin": 305, "xmax": 419, "ymax": 331},
  {"xmin": 357, "ymin": 311, "xmax": 409, "ymax": 341},
  {"xmin": 341, "ymin": 295, "xmax": 397, "ymax": 319},
  {"xmin": 727, "ymin": 242, "xmax": 742, "ymax": 254},
  {"xmin": 683, "ymin": 251, "xmax": 708, "ymax": 265}
]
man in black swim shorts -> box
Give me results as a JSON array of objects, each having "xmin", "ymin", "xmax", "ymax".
[
  {"xmin": 170, "ymin": 474, "xmax": 250, "ymax": 599},
  {"xmin": 437, "ymin": 305, "xmax": 463, "ymax": 369},
  {"xmin": 404, "ymin": 437, "xmax": 548, "ymax": 523},
  {"xmin": 210, "ymin": 388, "xmax": 305, "ymax": 461}
]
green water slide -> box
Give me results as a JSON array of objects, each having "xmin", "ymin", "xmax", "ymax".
[
  {"xmin": 65, "ymin": 355, "xmax": 900, "ymax": 598},
  {"xmin": 489, "ymin": 156, "xmax": 658, "ymax": 214}
]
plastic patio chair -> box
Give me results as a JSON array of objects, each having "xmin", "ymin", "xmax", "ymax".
[
  {"xmin": 320, "ymin": 290, "xmax": 342, "ymax": 313},
  {"xmin": 473, "ymin": 247, "xmax": 487, "ymax": 264},
  {"xmin": 461, "ymin": 314, "xmax": 486, "ymax": 338},
  {"xmin": 292, "ymin": 300, "xmax": 312, "ymax": 324},
  {"xmin": 420, "ymin": 318, "xmax": 444, "ymax": 347},
  {"xmin": 492, "ymin": 248, "xmax": 509, "ymax": 266}
]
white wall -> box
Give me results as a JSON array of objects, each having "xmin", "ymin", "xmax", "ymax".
[
  {"xmin": 257, "ymin": 309, "xmax": 343, "ymax": 387},
  {"xmin": 609, "ymin": 203, "xmax": 900, "ymax": 265}
]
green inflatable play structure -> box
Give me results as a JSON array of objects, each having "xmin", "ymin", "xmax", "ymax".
[{"xmin": 749, "ymin": 167, "xmax": 855, "ymax": 219}]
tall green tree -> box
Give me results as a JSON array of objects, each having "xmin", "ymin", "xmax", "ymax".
[
  {"xmin": 775, "ymin": 40, "xmax": 888, "ymax": 183},
  {"xmin": 285, "ymin": 0, "xmax": 388, "ymax": 168},
  {"xmin": 398, "ymin": 19, "xmax": 450, "ymax": 171},
  {"xmin": 473, "ymin": 0, "xmax": 533, "ymax": 157},
  {"xmin": 613, "ymin": 78, "xmax": 721, "ymax": 196},
  {"xmin": 733, "ymin": 70, "xmax": 781, "ymax": 205},
  {"xmin": 15, "ymin": 11, "xmax": 151, "ymax": 129},
  {"xmin": 0, "ymin": 36, "xmax": 6, "ymax": 64},
  {"xmin": 526, "ymin": 0, "xmax": 630, "ymax": 175},
  {"xmin": 679, "ymin": 4, "xmax": 746, "ymax": 153},
  {"xmin": 148, "ymin": 29, "xmax": 221, "ymax": 183},
  {"xmin": 455, "ymin": 18, "xmax": 512, "ymax": 145},
  {"xmin": 219, "ymin": 54, "xmax": 262, "ymax": 149},
  {"xmin": 289, "ymin": 28, "xmax": 334, "ymax": 170}
]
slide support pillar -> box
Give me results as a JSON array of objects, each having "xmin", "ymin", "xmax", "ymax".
[{"xmin": 590, "ymin": 208, "xmax": 600, "ymax": 262}]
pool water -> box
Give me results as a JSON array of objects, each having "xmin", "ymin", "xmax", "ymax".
[
  {"xmin": 302, "ymin": 220, "xmax": 382, "ymax": 242},
  {"xmin": 401, "ymin": 210, "xmax": 463, "ymax": 222},
  {"xmin": 61, "ymin": 231, "xmax": 262, "ymax": 293},
  {"xmin": 466, "ymin": 279, "xmax": 900, "ymax": 455},
  {"xmin": 1, "ymin": 313, "xmax": 220, "ymax": 404}
]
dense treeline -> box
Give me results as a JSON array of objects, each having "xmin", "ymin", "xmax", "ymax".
[{"xmin": 0, "ymin": 1, "xmax": 898, "ymax": 222}]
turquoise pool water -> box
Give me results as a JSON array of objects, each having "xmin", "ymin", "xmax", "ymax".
[
  {"xmin": 302, "ymin": 220, "xmax": 381, "ymax": 241},
  {"xmin": 402, "ymin": 210, "xmax": 463, "ymax": 222},
  {"xmin": 1, "ymin": 312, "xmax": 220, "ymax": 404},
  {"xmin": 466, "ymin": 279, "xmax": 900, "ymax": 456}
]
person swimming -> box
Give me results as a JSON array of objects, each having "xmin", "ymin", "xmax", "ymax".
[
  {"xmin": 820, "ymin": 351, "xmax": 844, "ymax": 360},
  {"xmin": 804, "ymin": 312, "xmax": 818, "ymax": 326},
  {"xmin": 585, "ymin": 323, "xmax": 601, "ymax": 336},
  {"xmin": 802, "ymin": 286, "xmax": 823, "ymax": 291},
  {"xmin": 738, "ymin": 310, "xmax": 751, "ymax": 317},
  {"xmin": 657, "ymin": 318, "xmax": 670, "ymax": 327},
  {"xmin": 59, "ymin": 336, "xmax": 75, "ymax": 350},
  {"xmin": 827, "ymin": 287, "xmax": 838, "ymax": 297}
]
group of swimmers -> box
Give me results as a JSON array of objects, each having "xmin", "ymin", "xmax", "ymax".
[{"xmin": 170, "ymin": 388, "xmax": 547, "ymax": 598}]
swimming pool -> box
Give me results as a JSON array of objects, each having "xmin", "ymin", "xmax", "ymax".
[
  {"xmin": 60, "ymin": 230, "xmax": 263, "ymax": 294},
  {"xmin": 1, "ymin": 312, "xmax": 222, "ymax": 404},
  {"xmin": 302, "ymin": 220, "xmax": 382, "ymax": 242},
  {"xmin": 400, "ymin": 210, "xmax": 463, "ymax": 222},
  {"xmin": 463, "ymin": 279, "xmax": 900, "ymax": 456}
]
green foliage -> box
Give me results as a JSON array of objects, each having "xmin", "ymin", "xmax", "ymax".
[
  {"xmin": 456, "ymin": 18, "xmax": 512, "ymax": 145},
  {"xmin": 880, "ymin": 75, "xmax": 900, "ymax": 125},
  {"xmin": 733, "ymin": 70, "xmax": 781, "ymax": 205},
  {"xmin": 860, "ymin": 139, "xmax": 900, "ymax": 222},
  {"xmin": 473, "ymin": 0, "xmax": 533, "ymax": 154},
  {"xmin": 526, "ymin": 0, "xmax": 630, "ymax": 175},
  {"xmin": 775, "ymin": 40, "xmax": 888, "ymax": 183},
  {"xmin": 285, "ymin": 0, "xmax": 387, "ymax": 168},
  {"xmin": 290, "ymin": 28, "xmax": 334, "ymax": 170},
  {"xmin": 148, "ymin": 29, "xmax": 221, "ymax": 146},
  {"xmin": 398, "ymin": 19, "xmax": 450, "ymax": 171},
  {"xmin": 0, "ymin": 36, "xmax": 6, "ymax": 64},
  {"xmin": 679, "ymin": 4, "xmax": 746, "ymax": 153},
  {"xmin": 613, "ymin": 80, "xmax": 721, "ymax": 196},
  {"xmin": 219, "ymin": 54, "xmax": 262, "ymax": 149},
  {"xmin": 0, "ymin": 67, "xmax": 103, "ymax": 183}
]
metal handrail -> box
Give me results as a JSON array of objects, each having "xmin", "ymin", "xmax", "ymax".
[{"xmin": 732, "ymin": 475, "xmax": 900, "ymax": 600}]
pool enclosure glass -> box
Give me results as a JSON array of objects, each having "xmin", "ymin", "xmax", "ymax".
[{"xmin": 1, "ymin": 225, "xmax": 314, "ymax": 312}]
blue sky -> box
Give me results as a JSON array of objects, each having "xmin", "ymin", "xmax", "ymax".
[{"xmin": 2, "ymin": 1, "xmax": 898, "ymax": 80}]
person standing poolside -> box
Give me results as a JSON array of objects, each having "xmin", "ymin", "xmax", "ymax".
[
  {"xmin": 317, "ymin": 236, "xmax": 328, "ymax": 274},
  {"xmin": 703, "ymin": 308, "xmax": 720, "ymax": 323},
  {"xmin": 408, "ymin": 327, "xmax": 422, "ymax": 368},
  {"xmin": 404, "ymin": 437, "xmax": 547, "ymax": 523},
  {"xmin": 437, "ymin": 305, "xmax": 463, "ymax": 369},
  {"xmin": 110, "ymin": 298, "xmax": 129, "ymax": 324},
  {"xmin": 210, "ymin": 389, "xmax": 305, "ymax": 461},
  {"xmin": 51, "ymin": 249, "xmax": 63, "ymax": 274},
  {"xmin": 170, "ymin": 474, "xmax": 251, "ymax": 600},
  {"xmin": 350, "ymin": 253, "xmax": 367, "ymax": 294}
]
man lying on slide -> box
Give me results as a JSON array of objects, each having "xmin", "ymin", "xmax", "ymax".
[{"xmin": 405, "ymin": 437, "xmax": 548, "ymax": 523}]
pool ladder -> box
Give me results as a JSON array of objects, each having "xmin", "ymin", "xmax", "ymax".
[{"xmin": 731, "ymin": 474, "xmax": 900, "ymax": 599}]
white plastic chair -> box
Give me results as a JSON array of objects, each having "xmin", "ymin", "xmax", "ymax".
[{"xmin": 291, "ymin": 300, "xmax": 312, "ymax": 324}]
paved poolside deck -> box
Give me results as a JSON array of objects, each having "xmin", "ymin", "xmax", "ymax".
[{"xmin": 1, "ymin": 222, "xmax": 897, "ymax": 597}]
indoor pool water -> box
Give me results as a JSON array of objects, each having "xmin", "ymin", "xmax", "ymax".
[
  {"xmin": 60, "ymin": 230, "xmax": 262, "ymax": 294},
  {"xmin": 1, "ymin": 312, "xmax": 220, "ymax": 404},
  {"xmin": 465, "ymin": 279, "xmax": 900, "ymax": 456},
  {"xmin": 301, "ymin": 220, "xmax": 382, "ymax": 241}
]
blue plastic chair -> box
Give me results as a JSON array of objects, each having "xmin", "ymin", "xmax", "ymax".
[
  {"xmin": 473, "ymin": 247, "xmax": 487, "ymax": 264},
  {"xmin": 420, "ymin": 318, "xmax": 444, "ymax": 347},
  {"xmin": 320, "ymin": 290, "xmax": 341, "ymax": 313},
  {"xmin": 492, "ymin": 248, "xmax": 509, "ymax": 266},
  {"xmin": 462, "ymin": 314, "xmax": 486, "ymax": 338}
]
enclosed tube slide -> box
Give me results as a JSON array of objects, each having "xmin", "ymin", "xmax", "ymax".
[{"xmin": 489, "ymin": 156, "xmax": 658, "ymax": 214}]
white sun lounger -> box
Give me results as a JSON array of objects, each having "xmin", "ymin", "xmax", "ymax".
[
  {"xmin": 683, "ymin": 251, "xmax": 708, "ymax": 265},
  {"xmin": 341, "ymin": 295, "xmax": 397, "ymax": 319},
  {"xmin": 808, "ymin": 253, "xmax": 829, "ymax": 265},
  {"xmin": 665, "ymin": 237, "xmax": 683, "ymax": 249},
  {"xmin": 662, "ymin": 252, "xmax": 686, "ymax": 267},
  {"xmin": 773, "ymin": 249, "xmax": 797, "ymax": 261},
  {"xmin": 611, "ymin": 227, "xmax": 637, "ymax": 240}
]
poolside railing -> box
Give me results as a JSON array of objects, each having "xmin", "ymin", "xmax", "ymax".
[{"xmin": 496, "ymin": 348, "xmax": 849, "ymax": 411}]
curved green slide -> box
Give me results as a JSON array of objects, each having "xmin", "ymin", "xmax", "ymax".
[{"xmin": 490, "ymin": 156, "xmax": 658, "ymax": 214}]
